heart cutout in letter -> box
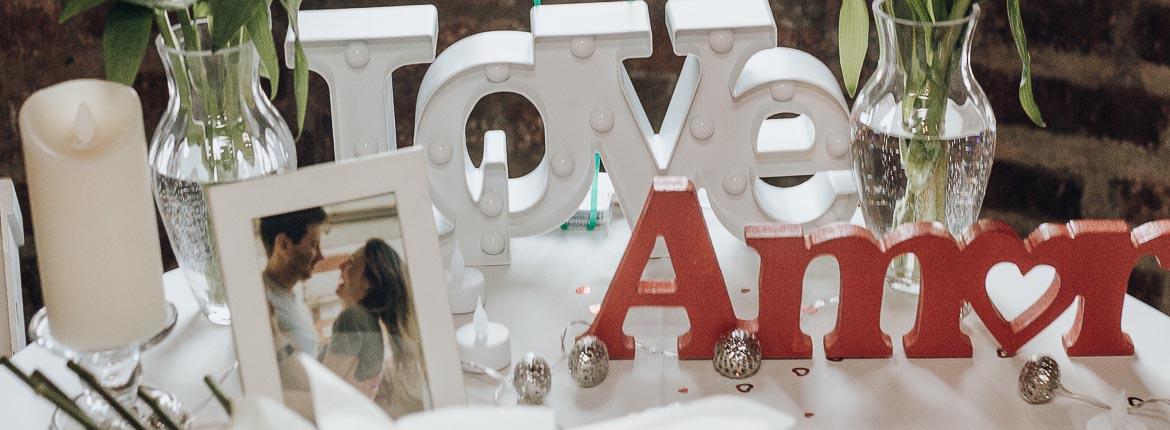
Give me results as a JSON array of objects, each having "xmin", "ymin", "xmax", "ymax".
[{"xmin": 985, "ymin": 262, "xmax": 1059, "ymax": 321}]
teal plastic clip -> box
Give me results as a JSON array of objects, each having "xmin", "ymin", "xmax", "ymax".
[{"xmin": 561, "ymin": 152, "xmax": 602, "ymax": 231}]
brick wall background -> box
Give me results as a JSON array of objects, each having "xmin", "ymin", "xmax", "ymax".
[{"xmin": 2, "ymin": 0, "xmax": 1169, "ymax": 323}]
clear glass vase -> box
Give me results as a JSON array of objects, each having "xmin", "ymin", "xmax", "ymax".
[
  {"xmin": 149, "ymin": 25, "xmax": 296, "ymax": 324},
  {"xmin": 850, "ymin": 0, "xmax": 996, "ymax": 295}
]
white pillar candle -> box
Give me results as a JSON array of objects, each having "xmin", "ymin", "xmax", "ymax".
[
  {"xmin": 446, "ymin": 247, "xmax": 485, "ymax": 314},
  {"xmin": 456, "ymin": 297, "xmax": 510, "ymax": 371},
  {"xmin": 19, "ymin": 79, "xmax": 166, "ymax": 350}
]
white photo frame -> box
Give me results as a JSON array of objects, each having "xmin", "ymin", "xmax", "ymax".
[
  {"xmin": 207, "ymin": 148, "xmax": 465, "ymax": 415},
  {"xmin": 0, "ymin": 178, "xmax": 26, "ymax": 355}
]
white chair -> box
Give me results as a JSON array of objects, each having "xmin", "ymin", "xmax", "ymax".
[{"xmin": 0, "ymin": 178, "xmax": 26, "ymax": 355}]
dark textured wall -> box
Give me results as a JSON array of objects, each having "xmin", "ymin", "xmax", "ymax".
[{"xmin": 2, "ymin": 0, "xmax": 1169, "ymax": 323}]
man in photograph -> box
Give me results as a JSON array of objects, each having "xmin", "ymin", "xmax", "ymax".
[{"xmin": 260, "ymin": 207, "xmax": 327, "ymax": 356}]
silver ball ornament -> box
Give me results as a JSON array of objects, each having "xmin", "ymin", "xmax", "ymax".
[
  {"xmin": 569, "ymin": 335, "xmax": 609, "ymax": 388},
  {"xmin": 513, "ymin": 352, "xmax": 552, "ymax": 404},
  {"xmin": 1018, "ymin": 354, "xmax": 1062, "ymax": 404},
  {"xmin": 712, "ymin": 329, "xmax": 762, "ymax": 379}
]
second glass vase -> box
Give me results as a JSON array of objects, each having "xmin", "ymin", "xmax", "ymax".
[
  {"xmin": 850, "ymin": 0, "xmax": 997, "ymax": 295},
  {"xmin": 149, "ymin": 24, "xmax": 296, "ymax": 324}
]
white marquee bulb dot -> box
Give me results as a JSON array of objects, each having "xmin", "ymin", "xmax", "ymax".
[
  {"xmin": 590, "ymin": 106, "xmax": 614, "ymax": 133},
  {"xmin": 354, "ymin": 135, "xmax": 378, "ymax": 157},
  {"xmin": 723, "ymin": 169, "xmax": 749, "ymax": 196},
  {"xmin": 690, "ymin": 114, "xmax": 715, "ymax": 140},
  {"xmin": 428, "ymin": 139, "xmax": 453, "ymax": 165},
  {"xmin": 480, "ymin": 190, "xmax": 504, "ymax": 217},
  {"xmin": 709, "ymin": 29, "xmax": 734, "ymax": 54},
  {"xmin": 570, "ymin": 36, "xmax": 596, "ymax": 59},
  {"xmin": 552, "ymin": 150, "xmax": 575, "ymax": 178},
  {"xmin": 826, "ymin": 130, "xmax": 850, "ymax": 158},
  {"xmin": 345, "ymin": 41, "xmax": 370, "ymax": 69},
  {"xmin": 481, "ymin": 231, "xmax": 506, "ymax": 255},
  {"xmin": 485, "ymin": 64, "xmax": 510, "ymax": 83},
  {"xmin": 770, "ymin": 81, "xmax": 795, "ymax": 101}
]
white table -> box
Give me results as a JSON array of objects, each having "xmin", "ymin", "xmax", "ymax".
[
  {"xmin": 4, "ymin": 207, "xmax": 1170, "ymax": 429},
  {"xmin": 0, "ymin": 268, "xmax": 239, "ymax": 429}
]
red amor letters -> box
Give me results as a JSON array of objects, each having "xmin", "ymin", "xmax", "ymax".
[
  {"xmin": 589, "ymin": 178, "xmax": 1162, "ymax": 360},
  {"xmin": 581, "ymin": 178, "xmax": 739, "ymax": 359}
]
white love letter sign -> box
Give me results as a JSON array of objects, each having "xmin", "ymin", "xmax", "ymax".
[
  {"xmin": 415, "ymin": 0, "xmax": 856, "ymax": 265},
  {"xmin": 297, "ymin": 0, "xmax": 856, "ymax": 266},
  {"xmin": 289, "ymin": 5, "xmax": 439, "ymax": 160}
]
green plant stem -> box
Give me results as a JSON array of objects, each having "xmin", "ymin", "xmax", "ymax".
[
  {"xmin": 29, "ymin": 372, "xmax": 88, "ymax": 424},
  {"xmin": 889, "ymin": 0, "xmax": 974, "ymax": 251},
  {"xmin": 948, "ymin": 0, "xmax": 972, "ymax": 21},
  {"xmin": 29, "ymin": 371, "xmax": 109, "ymax": 430},
  {"xmin": 29, "ymin": 372, "xmax": 76, "ymax": 412},
  {"xmin": 66, "ymin": 361, "xmax": 149, "ymax": 430},
  {"xmin": 136, "ymin": 387, "xmax": 182, "ymax": 430},
  {"xmin": 177, "ymin": 8, "xmax": 201, "ymax": 51},
  {"xmin": 154, "ymin": 11, "xmax": 179, "ymax": 51},
  {"xmin": 155, "ymin": 11, "xmax": 194, "ymax": 114},
  {"xmin": 0, "ymin": 356, "xmax": 34, "ymax": 387},
  {"xmin": 175, "ymin": 16, "xmax": 232, "ymax": 182},
  {"xmin": 204, "ymin": 375, "xmax": 233, "ymax": 415}
]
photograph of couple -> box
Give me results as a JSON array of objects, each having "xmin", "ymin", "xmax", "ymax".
[{"xmin": 252, "ymin": 193, "xmax": 429, "ymax": 420}]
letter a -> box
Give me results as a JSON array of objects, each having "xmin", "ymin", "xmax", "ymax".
[{"xmin": 583, "ymin": 177, "xmax": 739, "ymax": 359}]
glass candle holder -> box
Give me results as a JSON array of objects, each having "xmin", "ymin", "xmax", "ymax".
[{"xmin": 29, "ymin": 304, "xmax": 187, "ymax": 430}]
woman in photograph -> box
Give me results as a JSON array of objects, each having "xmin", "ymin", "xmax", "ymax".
[{"xmin": 323, "ymin": 238, "xmax": 424, "ymax": 415}]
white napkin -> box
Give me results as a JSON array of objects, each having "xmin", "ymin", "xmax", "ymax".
[{"xmin": 230, "ymin": 356, "xmax": 793, "ymax": 430}]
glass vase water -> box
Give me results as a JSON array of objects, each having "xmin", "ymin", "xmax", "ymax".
[
  {"xmin": 149, "ymin": 26, "xmax": 296, "ymax": 324},
  {"xmin": 850, "ymin": 0, "xmax": 996, "ymax": 295}
]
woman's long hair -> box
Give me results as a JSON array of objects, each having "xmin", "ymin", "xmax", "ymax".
[{"xmin": 358, "ymin": 238, "xmax": 413, "ymax": 360}]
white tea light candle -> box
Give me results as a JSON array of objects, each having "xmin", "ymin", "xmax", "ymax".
[
  {"xmin": 456, "ymin": 297, "xmax": 510, "ymax": 371},
  {"xmin": 19, "ymin": 79, "xmax": 166, "ymax": 350},
  {"xmin": 446, "ymin": 247, "xmax": 485, "ymax": 314}
]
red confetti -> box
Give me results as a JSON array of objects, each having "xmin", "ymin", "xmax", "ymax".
[
  {"xmin": 735, "ymin": 383, "xmax": 754, "ymax": 393},
  {"xmin": 801, "ymin": 305, "xmax": 819, "ymax": 315},
  {"xmin": 576, "ymin": 285, "xmax": 591, "ymax": 294},
  {"xmin": 740, "ymin": 288, "xmax": 751, "ymax": 294},
  {"xmin": 588, "ymin": 304, "xmax": 601, "ymax": 314},
  {"xmin": 677, "ymin": 387, "xmax": 689, "ymax": 394},
  {"xmin": 792, "ymin": 367, "xmax": 810, "ymax": 376},
  {"xmin": 804, "ymin": 412, "xmax": 815, "ymax": 418}
]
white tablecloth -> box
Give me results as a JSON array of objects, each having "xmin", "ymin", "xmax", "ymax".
[{"xmin": 3, "ymin": 208, "xmax": 1170, "ymax": 429}]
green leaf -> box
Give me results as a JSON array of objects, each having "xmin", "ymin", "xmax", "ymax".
[
  {"xmin": 282, "ymin": 0, "xmax": 301, "ymax": 16},
  {"xmin": 1006, "ymin": 0, "xmax": 1046, "ymax": 127},
  {"xmin": 278, "ymin": 0, "xmax": 302, "ymax": 25},
  {"xmin": 102, "ymin": 2, "xmax": 154, "ymax": 85},
  {"xmin": 192, "ymin": 0, "xmax": 211, "ymax": 19},
  {"xmin": 278, "ymin": 0, "xmax": 306, "ymax": 137},
  {"xmin": 912, "ymin": 2, "xmax": 933, "ymax": 22},
  {"xmin": 208, "ymin": 0, "xmax": 264, "ymax": 51},
  {"xmin": 294, "ymin": 40, "xmax": 307, "ymax": 138},
  {"xmin": 246, "ymin": 1, "xmax": 279, "ymax": 99},
  {"xmin": 60, "ymin": 0, "xmax": 106, "ymax": 22},
  {"xmin": 838, "ymin": 0, "xmax": 869, "ymax": 97}
]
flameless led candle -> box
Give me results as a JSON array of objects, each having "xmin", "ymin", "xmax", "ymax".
[
  {"xmin": 456, "ymin": 297, "xmax": 510, "ymax": 371},
  {"xmin": 445, "ymin": 247, "xmax": 485, "ymax": 314},
  {"xmin": 19, "ymin": 79, "xmax": 166, "ymax": 350}
]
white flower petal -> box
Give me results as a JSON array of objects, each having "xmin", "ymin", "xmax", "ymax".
[
  {"xmin": 297, "ymin": 354, "xmax": 396, "ymax": 430},
  {"xmin": 231, "ymin": 395, "xmax": 317, "ymax": 430}
]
